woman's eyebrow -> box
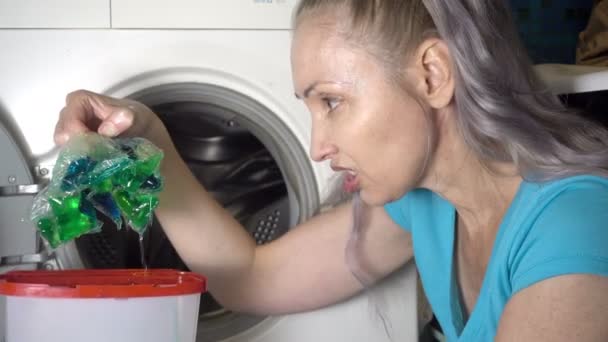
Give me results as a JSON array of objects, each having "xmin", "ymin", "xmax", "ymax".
[
  {"xmin": 295, "ymin": 81, "xmax": 320, "ymax": 99},
  {"xmin": 295, "ymin": 81, "xmax": 352, "ymax": 99}
]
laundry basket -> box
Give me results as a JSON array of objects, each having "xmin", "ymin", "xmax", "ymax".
[{"xmin": 0, "ymin": 269, "xmax": 206, "ymax": 342}]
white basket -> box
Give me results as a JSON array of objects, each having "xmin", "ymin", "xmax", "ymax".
[{"xmin": 0, "ymin": 269, "xmax": 206, "ymax": 342}]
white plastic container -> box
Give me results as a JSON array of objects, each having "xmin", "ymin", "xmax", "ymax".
[{"xmin": 0, "ymin": 269, "xmax": 206, "ymax": 342}]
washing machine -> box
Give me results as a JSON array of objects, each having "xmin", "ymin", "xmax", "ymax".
[{"xmin": 0, "ymin": 1, "xmax": 420, "ymax": 341}]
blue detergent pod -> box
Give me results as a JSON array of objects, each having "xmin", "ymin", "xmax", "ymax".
[
  {"xmin": 90, "ymin": 192, "xmax": 123, "ymax": 230},
  {"xmin": 61, "ymin": 157, "xmax": 97, "ymax": 191}
]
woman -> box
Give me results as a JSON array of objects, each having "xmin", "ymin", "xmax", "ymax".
[{"xmin": 53, "ymin": 0, "xmax": 608, "ymax": 340}]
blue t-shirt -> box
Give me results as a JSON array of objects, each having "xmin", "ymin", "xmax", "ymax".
[{"xmin": 384, "ymin": 175, "xmax": 608, "ymax": 341}]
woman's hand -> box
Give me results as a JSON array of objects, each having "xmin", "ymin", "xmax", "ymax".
[{"xmin": 54, "ymin": 89, "xmax": 163, "ymax": 145}]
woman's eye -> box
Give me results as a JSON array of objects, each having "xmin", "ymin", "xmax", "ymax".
[{"xmin": 322, "ymin": 97, "xmax": 340, "ymax": 112}]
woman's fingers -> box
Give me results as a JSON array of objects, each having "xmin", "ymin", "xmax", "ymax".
[{"xmin": 54, "ymin": 89, "xmax": 140, "ymax": 145}]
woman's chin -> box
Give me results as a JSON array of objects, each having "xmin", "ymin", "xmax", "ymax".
[{"xmin": 359, "ymin": 189, "xmax": 391, "ymax": 207}]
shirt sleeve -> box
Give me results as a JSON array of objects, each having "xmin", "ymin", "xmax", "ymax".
[
  {"xmin": 510, "ymin": 182, "xmax": 608, "ymax": 294},
  {"xmin": 384, "ymin": 192, "xmax": 413, "ymax": 231}
]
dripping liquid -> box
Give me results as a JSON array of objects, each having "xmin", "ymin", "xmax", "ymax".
[{"xmin": 139, "ymin": 234, "xmax": 147, "ymax": 270}]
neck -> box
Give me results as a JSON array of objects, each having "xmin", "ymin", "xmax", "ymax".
[{"xmin": 419, "ymin": 109, "xmax": 522, "ymax": 234}]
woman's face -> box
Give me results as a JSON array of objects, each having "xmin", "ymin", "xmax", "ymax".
[{"xmin": 291, "ymin": 15, "xmax": 434, "ymax": 206}]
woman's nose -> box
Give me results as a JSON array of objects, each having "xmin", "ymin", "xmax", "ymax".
[{"xmin": 309, "ymin": 122, "xmax": 336, "ymax": 162}]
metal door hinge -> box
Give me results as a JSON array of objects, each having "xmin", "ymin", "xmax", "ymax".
[
  {"xmin": 0, "ymin": 250, "xmax": 56, "ymax": 269},
  {"xmin": 0, "ymin": 184, "xmax": 43, "ymax": 196}
]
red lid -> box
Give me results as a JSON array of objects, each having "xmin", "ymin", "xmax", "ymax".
[{"xmin": 0, "ymin": 269, "xmax": 206, "ymax": 298}]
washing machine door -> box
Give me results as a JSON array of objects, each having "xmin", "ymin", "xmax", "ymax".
[
  {"xmin": 0, "ymin": 122, "xmax": 44, "ymax": 269},
  {"xmin": 0, "ymin": 120, "xmax": 46, "ymax": 340}
]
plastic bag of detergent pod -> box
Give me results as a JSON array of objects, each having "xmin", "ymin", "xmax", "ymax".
[{"xmin": 30, "ymin": 133, "xmax": 164, "ymax": 248}]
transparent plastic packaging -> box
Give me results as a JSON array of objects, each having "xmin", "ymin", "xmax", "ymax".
[{"xmin": 31, "ymin": 134, "xmax": 164, "ymax": 248}]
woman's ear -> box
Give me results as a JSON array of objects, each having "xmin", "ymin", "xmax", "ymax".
[{"xmin": 410, "ymin": 38, "xmax": 455, "ymax": 109}]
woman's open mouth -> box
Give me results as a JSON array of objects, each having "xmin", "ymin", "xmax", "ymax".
[{"xmin": 343, "ymin": 171, "xmax": 359, "ymax": 193}]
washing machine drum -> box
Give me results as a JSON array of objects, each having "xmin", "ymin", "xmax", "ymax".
[{"xmin": 74, "ymin": 102, "xmax": 291, "ymax": 320}]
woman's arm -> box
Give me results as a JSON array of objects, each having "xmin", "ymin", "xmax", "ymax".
[
  {"xmin": 497, "ymin": 274, "xmax": 608, "ymax": 341},
  {"xmin": 157, "ymin": 134, "xmax": 413, "ymax": 314}
]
